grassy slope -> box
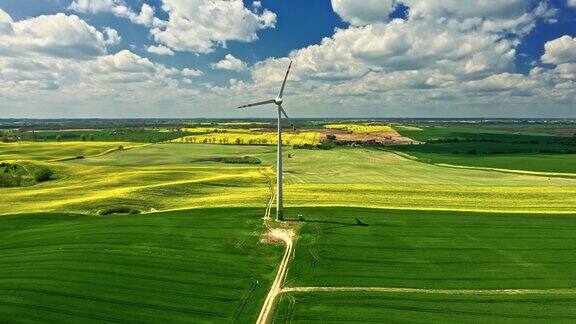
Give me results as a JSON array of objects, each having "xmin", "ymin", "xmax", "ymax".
[
  {"xmin": 273, "ymin": 292, "xmax": 576, "ymax": 323},
  {"xmin": 75, "ymin": 143, "xmax": 275, "ymax": 166},
  {"xmin": 395, "ymin": 126, "xmax": 558, "ymax": 142},
  {"xmin": 4, "ymin": 140, "xmax": 576, "ymax": 322},
  {"xmin": 393, "ymin": 126, "xmax": 576, "ymax": 173},
  {"xmin": 17, "ymin": 129, "xmax": 190, "ymax": 143},
  {"xmin": 283, "ymin": 207, "xmax": 576, "ymax": 289},
  {"xmin": 0, "ymin": 208, "xmax": 281, "ymax": 323},
  {"xmin": 0, "ymin": 142, "xmax": 138, "ymax": 161},
  {"xmin": 0, "ymin": 143, "xmax": 275, "ymax": 214},
  {"xmin": 2, "ymin": 143, "xmax": 576, "ymax": 214},
  {"xmin": 397, "ymin": 152, "xmax": 576, "ymax": 174},
  {"xmin": 262, "ymin": 147, "xmax": 576, "ymax": 213}
]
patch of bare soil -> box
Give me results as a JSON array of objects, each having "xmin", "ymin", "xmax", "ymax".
[
  {"xmin": 260, "ymin": 228, "xmax": 294, "ymax": 245},
  {"xmin": 317, "ymin": 128, "xmax": 421, "ymax": 146}
]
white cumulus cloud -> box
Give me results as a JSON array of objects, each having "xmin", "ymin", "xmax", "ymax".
[
  {"xmin": 402, "ymin": 0, "xmax": 532, "ymax": 19},
  {"xmin": 542, "ymin": 35, "xmax": 576, "ymax": 65},
  {"xmin": 182, "ymin": 67, "xmax": 203, "ymax": 77},
  {"xmin": 244, "ymin": 0, "xmax": 572, "ymax": 113},
  {"xmin": 151, "ymin": 0, "xmax": 276, "ymax": 53},
  {"xmin": 0, "ymin": 10, "xmax": 108, "ymax": 59},
  {"xmin": 211, "ymin": 54, "xmax": 247, "ymax": 71},
  {"xmin": 147, "ymin": 44, "xmax": 174, "ymax": 56},
  {"xmin": 70, "ymin": 0, "xmax": 165, "ymax": 28},
  {"xmin": 331, "ymin": 0, "xmax": 395, "ymax": 25},
  {"xmin": 103, "ymin": 27, "xmax": 121, "ymax": 45}
]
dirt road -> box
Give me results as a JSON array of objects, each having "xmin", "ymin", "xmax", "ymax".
[
  {"xmin": 256, "ymin": 167, "xmax": 294, "ymax": 324},
  {"xmin": 256, "ymin": 229, "xmax": 293, "ymax": 324}
]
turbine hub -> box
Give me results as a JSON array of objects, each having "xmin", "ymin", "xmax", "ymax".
[{"xmin": 274, "ymin": 97, "xmax": 283, "ymax": 105}]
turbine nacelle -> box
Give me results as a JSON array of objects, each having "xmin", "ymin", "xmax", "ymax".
[{"xmin": 274, "ymin": 97, "xmax": 283, "ymax": 105}]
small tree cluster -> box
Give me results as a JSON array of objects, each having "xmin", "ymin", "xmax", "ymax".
[{"xmin": 33, "ymin": 167, "xmax": 53, "ymax": 182}]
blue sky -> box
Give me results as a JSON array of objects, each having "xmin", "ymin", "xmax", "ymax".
[{"xmin": 0, "ymin": 0, "xmax": 575, "ymax": 118}]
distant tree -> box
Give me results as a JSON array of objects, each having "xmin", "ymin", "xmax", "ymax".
[
  {"xmin": 80, "ymin": 134, "xmax": 87, "ymax": 141},
  {"xmin": 89, "ymin": 135, "xmax": 95, "ymax": 141},
  {"xmin": 55, "ymin": 135, "xmax": 62, "ymax": 142}
]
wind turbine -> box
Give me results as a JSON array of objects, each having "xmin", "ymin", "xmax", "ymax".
[{"xmin": 238, "ymin": 61, "xmax": 293, "ymax": 220}]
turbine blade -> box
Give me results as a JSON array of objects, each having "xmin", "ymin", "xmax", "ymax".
[
  {"xmin": 237, "ymin": 99, "xmax": 276, "ymax": 109},
  {"xmin": 279, "ymin": 105, "xmax": 296, "ymax": 131},
  {"xmin": 278, "ymin": 60, "xmax": 292, "ymax": 99}
]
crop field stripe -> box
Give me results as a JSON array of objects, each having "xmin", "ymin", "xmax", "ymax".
[
  {"xmin": 0, "ymin": 209, "xmax": 283, "ymax": 322},
  {"xmin": 0, "ymin": 276, "xmax": 239, "ymax": 302},
  {"xmin": 273, "ymin": 292, "xmax": 576, "ymax": 323},
  {"xmin": 434, "ymin": 162, "xmax": 576, "ymax": 178},
  {"xmin": 282, "ymin": 287, "xmax": 576, "ymax": 295},
  {"xmin": 387, "ymin": 149, "xmax": 576, "ymax": 179},
  {"xmin": 0, "ymin": 267, "xmax": 246, "ymax": 292},
  {"xmin": 0, "ymin": 300, "xmax": 132, "ymax": 323},
  {"xmin": 0, "ymin": 260, "xmax": 261, "ymax": 283},
  {"xmin": 0, "ymin": 288, "xmax": 230, "ymax": 317}
]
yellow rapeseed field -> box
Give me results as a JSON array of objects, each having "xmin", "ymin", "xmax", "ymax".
[
  {"xmin": 325, "ymin": 123, "xmax": 394, "ymax": 133},
  {"xmin": 2, "ymin": 142, "xmax": 576, "ymax": 215},
  {"xmin": 173, "ymin": 130, "xmax": 322, "ymax": 146}
]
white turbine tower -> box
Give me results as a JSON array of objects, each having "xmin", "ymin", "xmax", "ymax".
[{"xmin": 238, "ymin": 61, "xmax": 293, "ymax": 220}]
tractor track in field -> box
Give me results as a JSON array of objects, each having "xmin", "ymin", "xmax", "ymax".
[{"xmin": 281, "ymin": 287, "xmax": 576, "ymax": 295}]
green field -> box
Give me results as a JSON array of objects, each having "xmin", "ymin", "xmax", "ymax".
[
  {"xmin": 283, "ymin": 208, "xmax": 576, "ymax": 289},
  {"xmin": 393, "ymin": 151, "xmax": 576, "ymax": 174},
  {"xmin": 12, "ymin": 129, "xmax": 190, "ymax": 143},
  {"xmin": 273, "ymin": 292, "xmax": 576, "ymax": 323},
  {"xmin": 393, "ymin": 125, "xmax": 576, "ymax": 173},
  {"xmin": 274, "ymin": 147, "xmax": 576, "ymax": 213},
  {"xmin": 3, "ymin": 126, "xmax": 576, "ymax": 323},
  {"xmin": 0, "ymin": 208, "xmax": 282, "ymax": 323},
  {"xmin": 269, "ymin": 207, "xmax": 576, "ymax": 322},
  {"xmin": 0, "ymin": 142, "xmax": 141, "ymax": 161},
  {"xmin": 393, "ymin": 125, "xmax": 560, "ymax": 142}
]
